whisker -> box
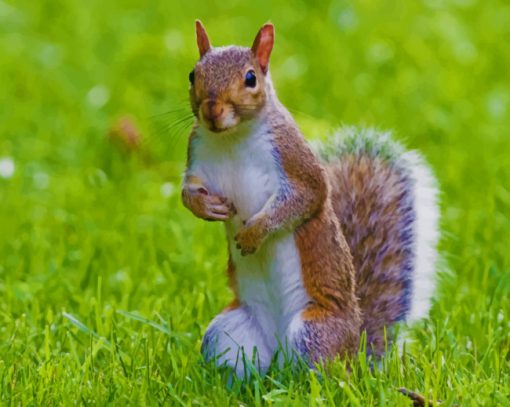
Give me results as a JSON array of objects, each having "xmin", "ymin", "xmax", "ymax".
[
  {"xmin": 148, "ymin": 114, "xmax": 195, "ymax": 149},
  {"xmin": 150, "ymin": 113, "xmax": 194, "ymax": 133},
  {"xmin": 154, "ymin": 113, "xmax": 194, "ymax": 129},
  {"xmin": 164, "ymin": 119, "xmax": 194, "ymax": 153},
  {"xmin": 149, "ymin": 106, "xmax": 191, "ymax": 120}
]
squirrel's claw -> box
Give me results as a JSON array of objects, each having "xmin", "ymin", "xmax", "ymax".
[{"xmin": 234, "ymin": 217, "xmax": 267, "ymax": 256}]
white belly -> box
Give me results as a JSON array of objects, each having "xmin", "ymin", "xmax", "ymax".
[
  {"xmin": 229, "ymin": 233, "xmax": 309, "ymax": 341},
  {"xmin": 192, "ymin": 123, "xmax": 280, "ymax": 222},
  {"xmin": 191, "ymin": 124, "xmax": 310, "ymax": 342}
]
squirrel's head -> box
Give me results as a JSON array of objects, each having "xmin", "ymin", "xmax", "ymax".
[{"xmin": 189, "ymin": 20, "xmax": 274, "ymax": 134}]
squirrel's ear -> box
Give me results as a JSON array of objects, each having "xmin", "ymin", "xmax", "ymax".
[
  {"xmin": 195, "ymin": 19, "xmax": 211, "ymax": 58},
  {"xmin": 251, "ymin": 23, "xmax": 274, "ymax": 74}
]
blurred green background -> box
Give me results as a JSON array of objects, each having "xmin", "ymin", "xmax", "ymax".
[{"xmin": 1, "ymin": 0, "xmax": 509, "ymax": 405}]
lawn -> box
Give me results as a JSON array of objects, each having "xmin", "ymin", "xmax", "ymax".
[{"xmin": 1, "ymin": 0, "xmax": 509, "ymax": 405}]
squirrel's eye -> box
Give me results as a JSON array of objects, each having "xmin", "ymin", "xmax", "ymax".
[
  {"xmin": 189, "ymin": 70, "xmax": 195, "ymax": 85},
  {"xmin": 244, "ymin": 70, "xmax": 256, "ymax": 88}
]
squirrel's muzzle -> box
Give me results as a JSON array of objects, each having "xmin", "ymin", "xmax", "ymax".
[{"xmin": 199, "ymin": 99, "xmax": 240, "ymax": 133}]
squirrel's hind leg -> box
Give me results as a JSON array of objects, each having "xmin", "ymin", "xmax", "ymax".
[
  {"xmin": 282, "ymin": 307, "xmax": 361, "ymax": 366},
  {"xmin": 201, "ymin": 306, "xmax": 274, "ymax": 379}
]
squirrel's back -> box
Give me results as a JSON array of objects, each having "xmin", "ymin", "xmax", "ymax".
[{"xmin": 314, "ymin": 127, "xmax": 440, "ymax": 355}]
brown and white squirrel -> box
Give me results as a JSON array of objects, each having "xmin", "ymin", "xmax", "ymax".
[{"xmin": 182, "ymin": 21, "xmax": 440, "ymax": 378}]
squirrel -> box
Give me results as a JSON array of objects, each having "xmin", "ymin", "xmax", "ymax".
[{"xmin": 182, "ymin": 20, "xmax": 440, "ymax": 378}]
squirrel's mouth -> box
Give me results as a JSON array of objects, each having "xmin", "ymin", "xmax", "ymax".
[
  {"xmin": 208, "ymin": 124, "xmax": 232, "ymax": 133},
  {"xmin": 205, "ymin": 121, "xmax": 243, "ymax": 135},
  {"xmin": 200, "ymin": 109, "xmax": 241, "ymax": 134}
]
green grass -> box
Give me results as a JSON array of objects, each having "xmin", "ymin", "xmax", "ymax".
[{"xmin": 1, "ymin": 0, "xmax": 509, "ymax": 405}]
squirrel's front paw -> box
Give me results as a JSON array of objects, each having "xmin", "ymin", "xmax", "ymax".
[
  {"xmin": 234, "ymin": 217, "xmax": 267, "ymax": 256},
  {"xmin": 182, "ymin": 184, "xmax": 236, "ymax": 221}
]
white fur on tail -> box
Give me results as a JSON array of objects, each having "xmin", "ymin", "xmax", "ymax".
[{"xmin": 404, "ymin": 151, "xmax": 440, "ymax": 322}]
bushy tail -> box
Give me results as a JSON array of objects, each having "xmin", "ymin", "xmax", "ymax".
[{"xmin": 313, "ymin": 127, "xmax": 440, "ymax": 354}]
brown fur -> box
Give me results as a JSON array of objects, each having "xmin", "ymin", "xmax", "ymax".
[
  {"xmin": 183, "ymin": 23, "xmax": 413, "ymax": 367},
  {"xmin": 295, "ymin": 202, "xmax": 362, "ymax": 360},
  {"xmin": 251, "ymin": 24, "xmax": 274, "ymax": 74},
  {"xmin": 195, "ymin": 20, "xmax": 212, "ymax": 58},
  {"xmin": 234, "ymin": 97, "xmax": 329, "ymax": 254},
  {"xmin": 225, "ymin": 250, "xmax": 239, "ymax": 307},
  {"xmin": 190, "ymin": 47, "xmax": 267, "ymax": 132},
  {"xmin": 327, "ymin": 155, "xmax": 414, "ymax": 355},
  {"xmin": 231, "ymin": 97, "xmax": 362, "ymax": 360}
]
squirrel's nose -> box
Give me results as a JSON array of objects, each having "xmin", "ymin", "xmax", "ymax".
[{"xmin": 202, "ymin": 99, "xmax": 224, "ymax": 120}]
